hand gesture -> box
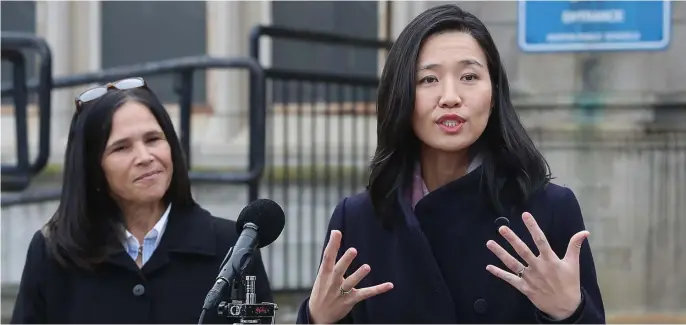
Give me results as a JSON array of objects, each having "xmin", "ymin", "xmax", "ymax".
[
  {"xmin": 308, "ymin": 230, "xmax": 394, "ymax": 324},
  {"xmin": 486, "ymin": 212, "xmax": 589, "ymax": 320}
]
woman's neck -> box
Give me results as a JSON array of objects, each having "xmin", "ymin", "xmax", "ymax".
[
  {"xmin": 119, "ymin": 200, "xmax": 166, "ymax": 243},
  {"xmin": 419, "ymin": 145, "xmax": 471, "ymax": 192}
]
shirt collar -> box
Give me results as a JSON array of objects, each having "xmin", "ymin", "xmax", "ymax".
[{"xmin": 122, "ymin": 203, "xmax": 172, "ymax": 247}]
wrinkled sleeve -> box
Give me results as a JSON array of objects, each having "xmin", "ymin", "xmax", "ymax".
[{"xmin": 535, "ymin": 187, "xmax": 606, "ymax": 324}]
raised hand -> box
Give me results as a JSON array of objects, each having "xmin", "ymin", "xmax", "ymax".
[
  {"xmin": 308, "ymin": 230, "xmax": 394, "ymax": 324},
  {"xmin": 485, "ymin": 212, "xmax": 589, "ymax": 320}
]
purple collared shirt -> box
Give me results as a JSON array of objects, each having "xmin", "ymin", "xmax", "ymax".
[{"xmin": 410, "ymin": 155, "xmax": 483, "ymax": 210}]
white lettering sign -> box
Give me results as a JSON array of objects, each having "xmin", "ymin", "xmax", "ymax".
[{"xmin": 561, "ymin": 9, "xmax": 625, "ymax": 24}]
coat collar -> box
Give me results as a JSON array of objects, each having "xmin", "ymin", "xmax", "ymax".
[
  {"xmin": 409, "ymin": 154, "xmax": 484, "ymax": 210},
  {"xmin": 398, "ymin": 164, "xmax": 486, "ymax": 228},
  {"xmin": 159, "ymin": 203, "xmax": 218, "ymax": 255},
  {"xmin": 105, "ymin": 203, "xmax": 218, "ymax": 273}
]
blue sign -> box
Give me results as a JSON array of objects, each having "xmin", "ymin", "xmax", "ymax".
[{"xmin": 518, "ymin": 1, "xmax": 671, "ymax": 52}]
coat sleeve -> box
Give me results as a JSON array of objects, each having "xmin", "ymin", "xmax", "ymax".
[
  {"xmin": 10, "ymin": 230, "xmax": 49, "ymax": 324},
  {"xmin": 296, "ymin": 197, "xmax": 354, "ymax": 324},
  {"xmin": 535, "ymin": 187, "xmax": 606, "ymax": 324}
]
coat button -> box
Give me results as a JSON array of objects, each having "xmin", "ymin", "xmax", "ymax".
[
  {"xmin": 473, "ymin": 299, "xmax": 488, "ymax": 314},
  {"xmin": 132, "ymin": 284, "xmax": 146, "ymax": 296}
]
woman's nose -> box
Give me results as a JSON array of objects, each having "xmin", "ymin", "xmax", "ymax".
[
  {"xmin": 439, "ymin": 85, "xmax": 462, "ymax": 108},
  {"xmin": 133, "ymin": 144, "xmax": 154, "ymax": 165}
]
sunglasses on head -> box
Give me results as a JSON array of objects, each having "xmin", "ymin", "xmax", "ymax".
[{"xmin": 74, "ymin": 77, "xmax": 147, "ymax": 111}]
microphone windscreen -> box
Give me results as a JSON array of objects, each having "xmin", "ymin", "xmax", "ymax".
[{"xmin": 236, "ymin": 198, "xmax": 285, "ymax": 248}]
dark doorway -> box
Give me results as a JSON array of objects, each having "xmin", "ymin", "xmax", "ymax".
[
  {"xmin": 1, "ymin": 1, "xmax": 37, "ymax": 105},
  {"xmin": 271, "ymin": 1, "xmax": 379, "ymax": 103},
  {"xmin": 101, "ymin": 1, "xmax": 207, "ymax": 104}
]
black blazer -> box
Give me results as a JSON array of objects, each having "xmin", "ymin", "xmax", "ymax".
[
  {"xmin": 10, "ymin": 203, "xmax": 273, "ymax": 324},
  {"xmin": 297, "ymin": 168, "xmax": 605, "ymax": 323}
]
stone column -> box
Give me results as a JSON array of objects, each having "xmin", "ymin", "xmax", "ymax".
[
  {"xmin": 34, "ymin": 1, "xmax": 102, "ymax": 166},
  {"xmin": 70, "ymin": 1, "xmax": 101, "ymax": 74},
  {"xmin": 390, "ymin": 1, "xmax": 430, "ymax": 40},
  {"xmin": 204, "ymin": 1, "xmax": 271, "ymax": 167},
  {"xmin": 377, "ymin": 0, "xmax": 389, "ymax": 76},
  {"xmin": 36, "ymin": 1, "xmax": 73, "ymax": 165}
]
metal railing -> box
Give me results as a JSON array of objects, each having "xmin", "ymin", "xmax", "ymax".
[
  {"xmin": 246, "ymin": 26, "xmax": 686, "ymax": 293},
  {"xmin": 1, "ymin": 32, "xmax": 52, "ymax": 192},
  {"xmin": 3, "ymin": 29, "xmax": 685, "ymax": 309},
  {"xmin": 249, "ymin": 25, "xmax": 392, "ymax": 291},
  {"xmin": 0, "ymin": 33, "xmax": 267, "ymax": 207}
]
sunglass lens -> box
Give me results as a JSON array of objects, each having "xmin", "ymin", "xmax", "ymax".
[
  {"xmin": 115, "ymin": 78, "xmax": 145, "ymax": 90},
  {"xmin": 80, "ymin": 87, "xmax": 108, "ymax": 103}
]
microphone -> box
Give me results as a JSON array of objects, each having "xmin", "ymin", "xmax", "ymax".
[{"xmin": 201, "ymin": 199, "xmax": 286, "ymax": 313}]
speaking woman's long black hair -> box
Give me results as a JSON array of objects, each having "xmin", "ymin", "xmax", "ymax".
[
  {"xmin": 44, "ymin": 87, "xmax": 195, "ymax": 270},
  {"xmin": 368, "ymin": 4, "xmax": 551, "ymax": 224}
]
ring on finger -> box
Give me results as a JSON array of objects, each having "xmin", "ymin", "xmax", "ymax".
[
  {"xmin": 517, "ymin": 266, "xmax": 528, "ymax": 278},
  {"xmin": 339, "ymin": 286, "xmax": 353, "ymax": 296}
]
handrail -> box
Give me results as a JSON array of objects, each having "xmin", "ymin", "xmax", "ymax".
[
  {"xmin": 1, "ymin": 33, "xmax": 53, "ymax": 189},
  {"xmin": 1, "ymin": 53, "xmax": 266, "ymax": 207}
]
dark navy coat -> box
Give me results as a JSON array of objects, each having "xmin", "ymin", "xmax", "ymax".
[
  {"xmin": 10, "ymin": 204, "xmax": 273, "ymax": 324},
  {"xmin": 297, "ymin": 167, "xmax": 605, "ymax": 323}
]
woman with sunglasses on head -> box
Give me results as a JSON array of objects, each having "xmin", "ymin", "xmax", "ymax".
[
  {"xmin": 10, "ymin": 78, "xmax": 274, "ymax": 324},
  {"xmin": 298, "ymin": 4, "xmax": 605, "ymax": 324}
]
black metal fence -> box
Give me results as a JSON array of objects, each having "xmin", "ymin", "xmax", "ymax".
[
  {"xmin": 1, "ymin": 33, "xmax": 52, "ymax": 193},
  {"xmin": 2, "ymin": 28, "xmax": 685, "ymax": 297},
  {"xmin": 1, "ymin": 32, "xmax": 267, "ymax": 207},
  {"xmin": 248, "ymin": 26, "xmax": 392, "ymax": 291}
]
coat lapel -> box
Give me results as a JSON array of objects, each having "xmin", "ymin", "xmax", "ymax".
[
  {"xmin": 104, "ymin": 204, "xmax": 218, "ymax": 276},
  {"xmin": 143, "ymin": 204, "xmax": 218, "ymax": 275}
]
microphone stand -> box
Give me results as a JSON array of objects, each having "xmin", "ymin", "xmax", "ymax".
[
  {"xmin": 198, "ymin": 247, "xmax": 279, "ymax": 324},
  {"xmin": 217, "ymin": 275, "xmax": 279, "ymax": 324}
]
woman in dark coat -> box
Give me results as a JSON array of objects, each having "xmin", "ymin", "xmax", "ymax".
[
  {"xmin": 10, "ymin": 78, "xmax": 273, "ymax": 324},
  {"xmin": 298, "ymin": 4, "xmax": 605, "ymax": 324}
]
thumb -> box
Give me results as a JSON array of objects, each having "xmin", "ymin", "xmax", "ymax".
[{"xmin": 563, "ymin": 230, "xmax": 590, "ymax": 263}]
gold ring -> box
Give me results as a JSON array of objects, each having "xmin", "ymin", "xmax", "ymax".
[{"xmin": 339, "ymin": 286, "xmax": 353, "ymax": 296}]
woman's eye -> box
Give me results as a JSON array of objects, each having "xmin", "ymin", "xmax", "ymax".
[
  {"xmin": 462, "ymin": 74, "xmax": 478, "ymax": 81},
  {"xmin": 419, "ymin": 76, "xmax": 438, "ymax": 84}
]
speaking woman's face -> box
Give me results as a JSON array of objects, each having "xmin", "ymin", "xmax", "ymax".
[
  {"xmin": 412, "ymin": 31, "xmax": 492, "ymax": 154},
  {"xmin": 100, "ymin": 101, "xmax": 173, "ymax": 205}
]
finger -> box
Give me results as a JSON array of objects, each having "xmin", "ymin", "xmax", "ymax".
[
  {"xmin": 563, "ymin": 230, "xmax": 590, "ymax": 263},
  {"xmin": 342, "ymin": 264, "xmax": 371, "ymax": 290},
  {"xmin": 486, "ymin": 240, "xmax": 527, "ymax": 274},
  {"xmin": 521, "ymin": 212, "xmax": 555, "ymax": 259},
  {"xmin": 352, "ymin": 282, "xmax": 394, "ymax": 303},
  {"xmin": 486, "ymin": 265, "xmax": 524, "ymax": 290},
  {"xmin": 320, "ymin": 230, "xmax": 342, "ymax": 274},
  {"xmin": 333, "ymin": 247, "xmax": 358, "ymax": 278},
  {"xmin": 499, "ymin": 226, "xmax": 538, "ymax": 265}
]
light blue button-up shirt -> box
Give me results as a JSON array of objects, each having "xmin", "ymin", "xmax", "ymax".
[{"xmin": 121, "ymin": 204, "xmax": 172, "ymax": 266}]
